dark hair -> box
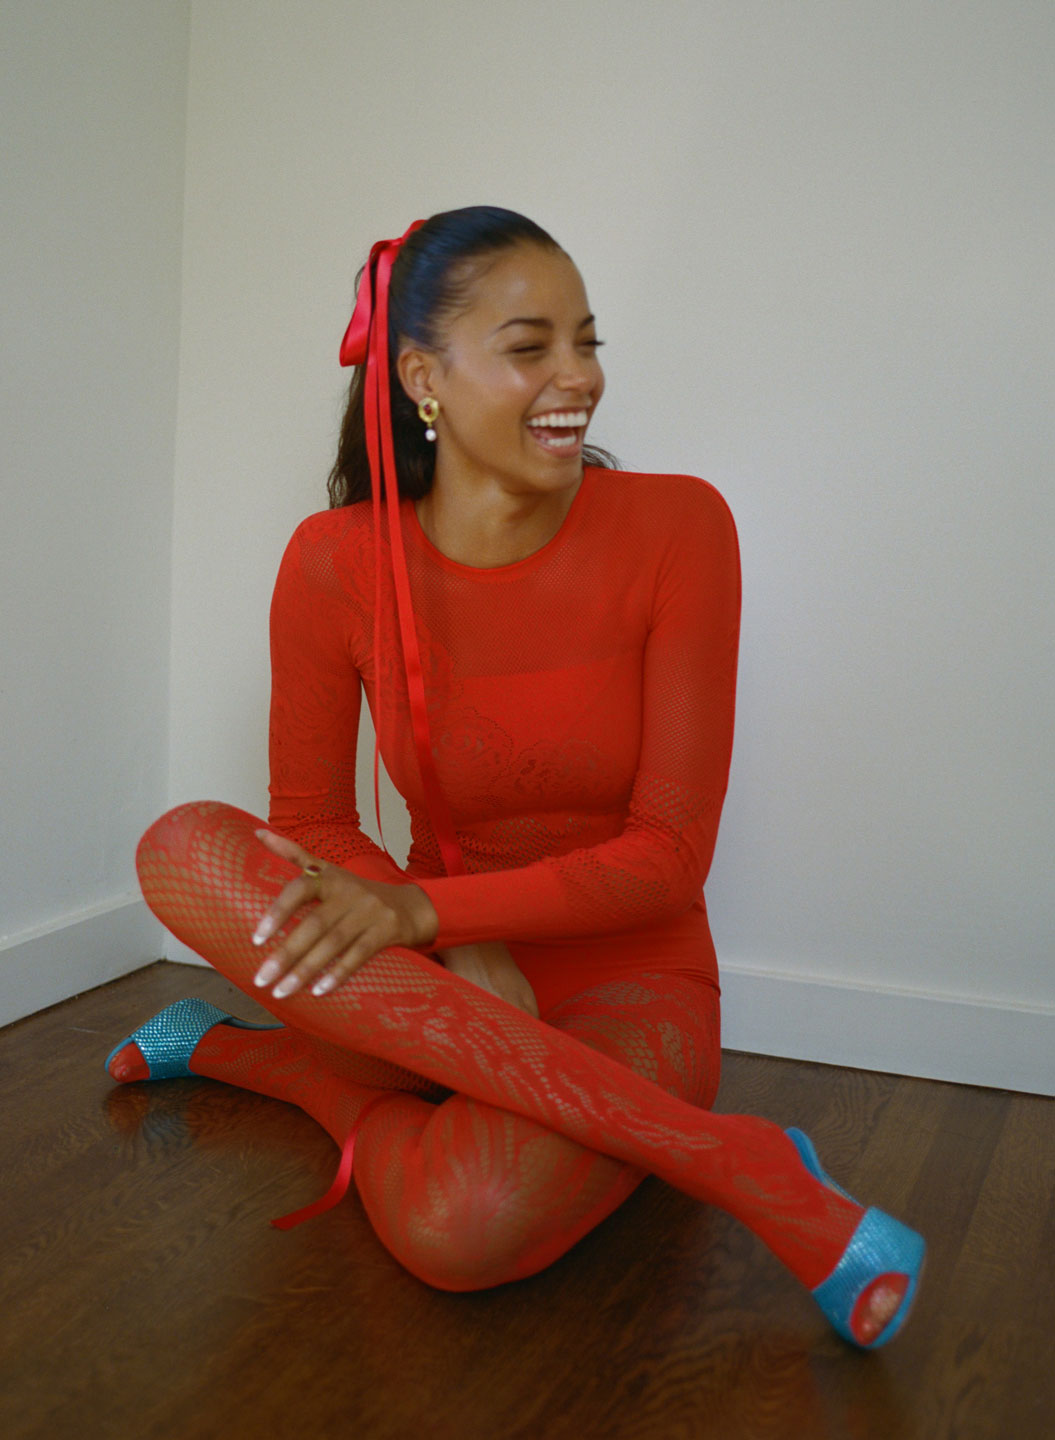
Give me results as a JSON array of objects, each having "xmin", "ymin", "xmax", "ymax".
[{"xmin": 327, "ymin": 205, "xmax": 618, "ymax": 507}]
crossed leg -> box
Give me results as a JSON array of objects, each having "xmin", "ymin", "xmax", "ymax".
[
  {"xmin": 348, "ymin": 975, "xmax": 720, "ymax": 1289},
  {"xmin": 118, "ymin": 800, "xmax": 918, "ymax": 1343},
  {"xmin": 131, "ymin": 970, "xmax": 718, "ymax": 1287}
]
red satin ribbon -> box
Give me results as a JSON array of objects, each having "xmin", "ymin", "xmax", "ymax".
[
  {"xmin": 339, "ymin": 224, "xmax": 467, "ymax": 880},
  {"xmin": 338, "ymin": 228, "xmax": 420, "ymax": 368},
  {"xmin": 269, "ymin": 1091, "xmax": 404, "ymax": 1230}
]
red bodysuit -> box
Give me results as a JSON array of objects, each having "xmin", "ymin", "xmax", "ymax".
[
  {"xmin": 267, "ymin": 467, "xmax": 741, "ymax": 1016},
  {"xmin": 128, "ymin": 465, "xmax": 888, "ymax": 1316}
]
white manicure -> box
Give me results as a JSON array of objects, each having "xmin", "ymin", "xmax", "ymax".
[
  {"xmin": 254, "ymin": 959, "xmax": 281, "ymax": 988},
  {"xmin": 253, "ymin": 916, "xmax": 275, "ymax": 946},
  {"xmin": 312, "ymin": 974, "xmax": 336, "ymax": 996}
]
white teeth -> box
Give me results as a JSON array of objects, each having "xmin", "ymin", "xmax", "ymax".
[{"xmin": 526, "ymin": 410, "xmax": 589, "ymax": 429}]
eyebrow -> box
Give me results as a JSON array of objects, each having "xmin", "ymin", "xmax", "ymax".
[{"xmin": 492, "ymin": 313, "xmax": 596, "ymax": 335}]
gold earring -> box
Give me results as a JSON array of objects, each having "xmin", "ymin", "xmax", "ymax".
[{"xmin": 417, "ymin": 396, "xmax": 439, "ymax": 442}]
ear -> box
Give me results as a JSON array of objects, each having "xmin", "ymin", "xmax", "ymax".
[{"xmin": 397, "ymin": 345, "xmax": 441, "ymax": 405}]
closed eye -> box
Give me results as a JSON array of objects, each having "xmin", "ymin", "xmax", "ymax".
[{"xmin": 509, "ymin": 339, "xmax": 604, "ymax": 355}]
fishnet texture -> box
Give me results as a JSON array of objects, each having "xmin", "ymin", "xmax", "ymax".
[
  {"xmin": 137, "ymin": 801, "xmax": 863, "ymax": 1291},
  {"xmin": 268, "ymin": 470, "xmax": 741, "ymax": 948}
]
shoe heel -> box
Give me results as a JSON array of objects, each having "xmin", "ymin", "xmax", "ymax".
[{"xmin": 785, "ymin": 1126, "xmax": 856, "ymax": 1202}]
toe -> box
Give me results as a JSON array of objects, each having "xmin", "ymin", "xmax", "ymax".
[
  {"xmin": 850, "ymin": 1273, "xmax": 909, "ymax": 1345},
  {"xmin": 107, "ymin": 1041, "xmax": 150, "ymax": 1082}
]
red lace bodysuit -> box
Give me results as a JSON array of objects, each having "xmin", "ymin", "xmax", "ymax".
[
  {"xmin": 267, "ymin": 467, "xmax": 741, "ymax": 1016},
  {"xmin": 129, "ymin": 465, "xmax": 887, "ymax": 1313}
]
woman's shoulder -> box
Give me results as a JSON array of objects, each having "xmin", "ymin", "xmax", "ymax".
[
  {"xmin": 586, "ymin": 468, "xmax": 737, "ymax": 542},
  {"xmin": 283, "ymin": 502, "xmax": 377, "ymax": 566},
  {"xmin": 287, "ymin": 502, "xmax": 373, "ymax": 545},
  {"xmin": 277, "ymin": 503, "xmax": 377, "ymax": 602}
]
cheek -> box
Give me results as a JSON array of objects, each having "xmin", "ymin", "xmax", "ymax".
[
  {"xmin": 457, "ymin": 360, "xmax": 534, "ymax": 414},
  {"xmin": 584, "ymin": 365, "xmax": 605, "ymax": 417},
  {"xmin": 448, "ymin": 387, "xmax": 530, "ymax": 452}
]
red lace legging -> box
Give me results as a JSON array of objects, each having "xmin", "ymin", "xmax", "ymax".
[{"xmin": 135, "ymin": 802, "xmax": 862, "ymax": 1293}]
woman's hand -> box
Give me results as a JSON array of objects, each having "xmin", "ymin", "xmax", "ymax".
[
  {"xmin": 437, "ymin": 942, "xmax": 539, "ymax": 1018},
  {"xmin": 251, "ymin": 830, "xmax": 438, "ymax": 998}
]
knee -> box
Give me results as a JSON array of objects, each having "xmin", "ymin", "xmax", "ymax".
[
  {"xmin": 366, "ymin": 1173, "xmax": 544, "ymax": 1292},
  {"xmin": 358, "ymin": 1130, "xmax": 641, "ymax": 1293},
  {"xmin": 136, "ymin": 800, "xmax": 290, "ymax": 902},
  {"xmin": 137, "ymin": 800, "xmax": 260, "ymax": 870}
]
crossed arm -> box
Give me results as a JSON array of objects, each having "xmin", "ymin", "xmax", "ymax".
[{"xmin": 258, "ymin": 481, "xmax": 739, "ymax": 1014}]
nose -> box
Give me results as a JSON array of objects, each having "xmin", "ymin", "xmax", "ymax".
[{"xmin": 554, "ymin": 342, "xmax": 600, "ymax": 393}]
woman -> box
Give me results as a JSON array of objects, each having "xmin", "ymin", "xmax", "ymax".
[{"xmin": 108, "ymin": 206, "xmax": 923, "ymax": 1348}]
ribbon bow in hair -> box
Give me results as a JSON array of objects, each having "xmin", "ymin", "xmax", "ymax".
[{"xmin": 336, "ymin": 218, "xmax": 466, "ymax": 881}]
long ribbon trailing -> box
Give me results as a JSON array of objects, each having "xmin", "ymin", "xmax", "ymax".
[
  {"xmin": 339, "ymin": 225, "xmax": 467, "ymax": 879},
  {"xmin": 270, "ymin": 229, "xmax": 467, "ymax": 1235},
  {"xmin": 269, "ymin": 1091, "xmax": 404, "ymax": 1229}
]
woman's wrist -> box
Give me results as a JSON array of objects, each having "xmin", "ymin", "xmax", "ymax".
[{"xmin": 404, "ymin": 884, "xmax": 440, "ymax": 949}]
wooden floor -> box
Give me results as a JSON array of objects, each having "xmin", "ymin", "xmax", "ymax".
[{"xmin": 1, "ymin": 962, "xmax": 1052, "ymax": 1440}]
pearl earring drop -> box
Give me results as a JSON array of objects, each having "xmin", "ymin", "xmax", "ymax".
[{"xmin": 418, "ymin": 396, "xmax": 439, "ymax": 442}]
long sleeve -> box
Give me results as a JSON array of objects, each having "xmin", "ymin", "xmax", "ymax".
[
  {"xmin": 267, "ymin": 517, "xmax": 408, "ymax": 885},
  {"xmin": 416, "ymin": 478, "xmax": 741, "ymax": 946}
]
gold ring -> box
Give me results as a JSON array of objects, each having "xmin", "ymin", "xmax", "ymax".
[{"xmin": 302, "ymin": 862, "xmax": 323, "ymax": 897}]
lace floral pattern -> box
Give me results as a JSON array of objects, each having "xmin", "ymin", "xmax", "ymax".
[{"xmin": 269, "ymin": 470, "xmax": 740, "ymax": 952}]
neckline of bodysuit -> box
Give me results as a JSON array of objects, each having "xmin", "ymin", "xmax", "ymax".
[{"xmin": 403, "ymin": 467, "xmax": 596, "ymax": 580}]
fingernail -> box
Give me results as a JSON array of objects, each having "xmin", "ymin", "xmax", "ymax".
[
  {"xmin": 312, "ymin": 974, "xmax": 336, "ymax": 996},
  {"xmin": 272, "ymin": 975, "xmax": 300, "ymax": 999},
  {"xmin": 252, "ymin": 916, "xmax": 275, "ymax": 946},
  {"xmin": 254, "ymin": 959, "xmax": 281, "ymax": 988}
]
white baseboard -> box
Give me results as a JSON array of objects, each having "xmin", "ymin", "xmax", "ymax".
[
  {"xmin": 165, "ymin": 937, "xmax": 210, "ymax": 968},
  {"xmin": 719, "ymin": 961, "xmax": 1055, "ymax": 1097},
  {"xmin": 116, "ymin": 937, "xmax": 1055, "ymax": 1098},
  {"xmin": 0, "ymin": 896, "xmax": 165, "ymax": 1028}
]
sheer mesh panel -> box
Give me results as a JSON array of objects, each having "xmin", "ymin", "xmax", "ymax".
[
  {"xmin": 121, "ymin": 468, "xmax": 919, "ymax": 1318},
  {"xmin": 136, "ymin": 802, "xmax": 864, "ymax": 1292},
  {"xmin": 269, "ymin": 470, "xmax": 741, "ymax": 951}
]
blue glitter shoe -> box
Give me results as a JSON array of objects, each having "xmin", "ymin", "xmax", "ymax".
[
  {"xmin": 786, "ymin": 1127, "xmax": 926, "ymax": 1350},
  {"xmin": 105, "ymin": 997, "xmax": 282, "ymax": 1081}
]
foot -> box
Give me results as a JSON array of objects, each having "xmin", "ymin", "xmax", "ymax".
[
  {"xmin": 104, "ymin": 998, "xmax": 281, "ymax": 1084},
  {"xmin": 851, "ymin": 1273, "xmax": 911, "ymax": 1346},
  {"xmin": 107, "ymin": 1041, "xmax": 153, "ymax": 1083},
  {"xmin": 785, "ymin": 1128, "xmax": 925, "ymax": 1349}
]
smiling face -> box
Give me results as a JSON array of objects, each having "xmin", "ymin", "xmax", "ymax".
[{"xmin": 398, "ymin": 242, "xmax": 605, "ymax": 500}]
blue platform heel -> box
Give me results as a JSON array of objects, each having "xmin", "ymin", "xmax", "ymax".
[
  {"xmin": 104, "ymin": 997, "xmax": 282, "ymax": 1081},
  {"xmin": 785, "ymin": 1127, "xmax": 925, "ymax": 1349}
]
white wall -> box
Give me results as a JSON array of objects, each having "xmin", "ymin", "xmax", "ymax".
[
  {"xmin": 8, "ymin": 2, "xmax": 1048, "ymax": 1092},
  {"xmin": 0, "ymin": 2, "xmax": 189, "ymax": 1023},
  {"xmin": 170, "ymin": 0, "xmax": 1054, "ymax": 1093}
]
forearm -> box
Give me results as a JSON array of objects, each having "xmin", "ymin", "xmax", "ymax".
[{"xmin": 417, "ymin": 798, "xmax": 719, "ymax": 948}]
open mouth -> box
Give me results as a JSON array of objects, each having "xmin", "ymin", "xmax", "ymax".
[{"xmin": 525, "ymin": 409, "xmax": 589, "ymax": 455}]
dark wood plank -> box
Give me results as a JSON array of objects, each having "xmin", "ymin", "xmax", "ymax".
[{"xmin": 1, "ymin": 962, "xmax": 1052, "ymax": 1440}]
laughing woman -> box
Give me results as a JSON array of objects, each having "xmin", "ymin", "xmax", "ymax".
[{"xmin": 107, "ymin": 206, "xmax": 924, "ymax": 1348}]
